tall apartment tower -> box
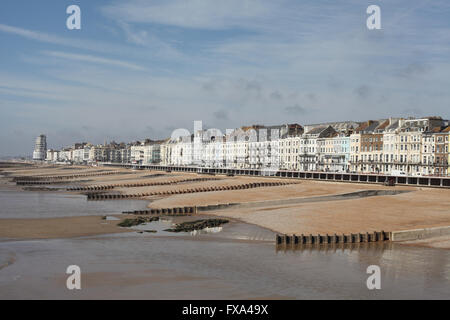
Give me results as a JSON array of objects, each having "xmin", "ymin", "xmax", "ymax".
[{"xmin": 32, "ymin": 134, "xmax": 47, "ymax": 160}]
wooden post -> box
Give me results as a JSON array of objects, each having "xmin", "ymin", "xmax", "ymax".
[{"xmin": 276, "ymin": 234, "xmax": 282, "ymax": 244}]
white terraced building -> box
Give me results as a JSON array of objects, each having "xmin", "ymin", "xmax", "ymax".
[{"xmin": 152, "ymin": 117, "xmax": 450, "ymax": 176}]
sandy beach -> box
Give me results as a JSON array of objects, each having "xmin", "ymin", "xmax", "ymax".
[{"xmin": 1, "ymin": 163, "xmax": 450, "ymax": 248}]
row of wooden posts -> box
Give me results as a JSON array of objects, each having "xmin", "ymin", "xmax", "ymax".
[
  {"xmin": 86, "ymin": 181, "xmax": 296, "ymax": 200},
  {"xmin": 276, "ymin": 231, "xmax": 390, "ymax": 245},
  {"xmin": 123, "ymin": 206, "xmax": 197, "ymax": 216},
  {"xmin": 67, "ymin": 177, "xmax": 220, "ymax": 191},
  {"xmin": 16, "ymin": 180, "xmax": 69, "ymax": 185},
  {"xmin": 13, "ymin": 170, "xmax": 124, "ymax": 182}
]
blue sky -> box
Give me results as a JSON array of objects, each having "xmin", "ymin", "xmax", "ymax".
[{"xmin": 1, "ymin": 0, "xmax": 450, "ymax": 156}]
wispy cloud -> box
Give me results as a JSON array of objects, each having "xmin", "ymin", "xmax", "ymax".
[
  {"xmin": 42, "ymin": 51, "xmax": 146, "ymax": 71},
  {"xmin": 0, "ymin": 24, "xmax": 72, "ymax": 46},
  {"xmin": 116, "ymin": 21, "xmax": 185, "ymax": 60},
  {"xmin": 102, "ymin": 0, "xmax": 275, "ymax": 30},
  {"xmin": 0, "ymin": 23, "xmax": 135, "ymax": 56}
]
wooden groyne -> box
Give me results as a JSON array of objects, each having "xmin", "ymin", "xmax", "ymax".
[
  {"xmin": 12, "ymin": 170, "xmax": 126, "ymax": 182},
  {"xmin": 123, "ymin": 206, "xmax": 197, "ymax": 216},
  {"xmin": 0, "ymin": 162, "xmax": 36, "ymax": 169},
  {"xmin": 86, "ymin": 181, "xmax": 297, "ymax": 200},
  {"xmin": 276, "ymin": 231, "xmax": 391, "ymax": 245},
  {"xmin": 123, "ymin": 203, "xmax": 238, "ymax": 215},
  {"xmin": 16, "ymin": 180, "xmax": 72, "ymax": 185},
  {"xmin": 276, "ymin": 241, "xmax": 393, "ymax": 252},
  {"xmin": 67, "ymin": 177, "xmax": 220, "ymax": 191}
]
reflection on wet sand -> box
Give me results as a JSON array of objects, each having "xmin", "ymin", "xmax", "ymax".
[
  {"xmin": 276, "ymin": 241, "xmax": 393, "ymax": 253},
  {"xmin": 1, "ymin": 230, "xmax": 449, "ymax": 299}
]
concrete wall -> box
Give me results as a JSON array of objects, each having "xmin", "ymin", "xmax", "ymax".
[
  {"xmin": 391, "ymin": 226, "xmax": 450, "ymax": 241},
  {"xmin": 197, "ymin": 190, "xmax": 409, "ymax": 212}
]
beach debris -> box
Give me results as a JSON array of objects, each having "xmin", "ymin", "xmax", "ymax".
[
  {"xmin": 118, "ymin": 216, "xmax": 159, "ymax": 227},
  {"xmin": 164, "ymin": 219, "xmax": 229, "ymax": 233}
]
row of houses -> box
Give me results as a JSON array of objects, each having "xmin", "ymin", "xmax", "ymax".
[
  {"xmin": 46, "ymin": 140, "xmax": 164, "ymax": 165},
  {"xmin": 159, "ymin": 117, "xmax": 450, "ymax": 176},
  {"xmin": 44, "ymin": 116, "xmax": 450, "ymax": 176}
]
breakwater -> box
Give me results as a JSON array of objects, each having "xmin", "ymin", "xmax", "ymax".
[
  {"xmin": 123, "ymin": 206, "xmax": 196, "ymax": 216},
  {"xmin": 276, "ymin": 231, "xmax": 391, "ymax": 246},
  {"xmin": 67, "ymin": 177, "xmax": 220, "ymax": 191},
  {"xmin": 12, "ymin": 170, "xmax": 127, "ymax": 182},
  {"xmin": 86, "ymin": 181, "xmax": 297, "ymax": 200},
  {"xmin": 16, "ymin": 180, "xmax": 80, "ymax": 185}
]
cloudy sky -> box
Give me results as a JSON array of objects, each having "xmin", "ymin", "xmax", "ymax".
[{"xmin": 1, "ymin": 0, "xmax": 449, "ymax": 156}]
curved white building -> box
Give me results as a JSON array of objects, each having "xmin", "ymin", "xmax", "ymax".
[{"xmin": 32, "ymin": 134, "xmax": 47, "ymax": 160}]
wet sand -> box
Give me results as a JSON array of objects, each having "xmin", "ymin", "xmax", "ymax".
[
  {"xmin": 1, "ymin": 232, "xmax": 449, "ymax": 299},
  {"xmin": 1, "ymin": 163, "xmax": 450, "ymax": 248},
  {"xmin": 0, "ymin": 215, "xmax": 130, "ymax": 240}
]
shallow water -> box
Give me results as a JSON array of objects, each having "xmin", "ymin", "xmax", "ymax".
[
  {"xmin": 0, "ymin": 186, "xmax": 449, "ymax": 299},
  {"xmin": 0, "ymin": 189, "xmax": 149, "ymax": 219},
  {"xmin": 0, "ymin": 231, "xmax": 449, "ymax": 299}
]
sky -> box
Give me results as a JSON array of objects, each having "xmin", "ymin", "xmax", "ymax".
[{"xmin": 0, "ymin": 0, "xmax": 450, "ymax": 156}]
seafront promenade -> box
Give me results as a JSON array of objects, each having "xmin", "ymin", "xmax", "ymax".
[{"xmin": 105, "ymin": 162, "xmax": 450, "ymax": 188}]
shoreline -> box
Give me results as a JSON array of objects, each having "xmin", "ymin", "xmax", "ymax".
[
  {"xmin": 0, "ymin": 213, "xmax": 276, "ymax": 245},
  {"xmin": 1, "ymin": 213, "xmax": 449, "ymax": 251},
  {"xmin": 1, "ymin": 164, "xmax": 449, "ymax": 249}
]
